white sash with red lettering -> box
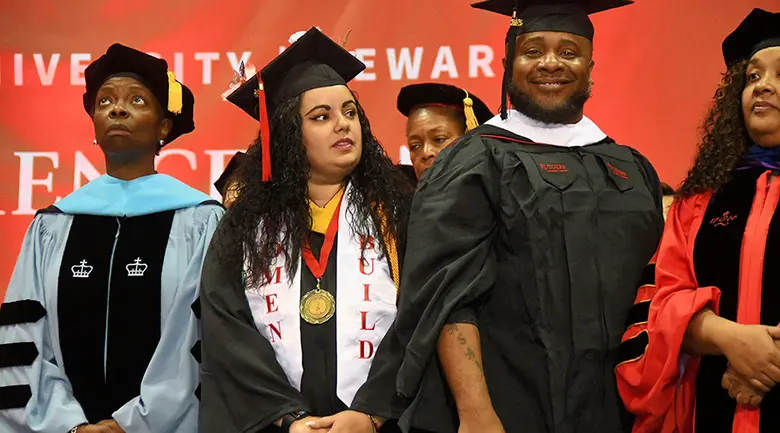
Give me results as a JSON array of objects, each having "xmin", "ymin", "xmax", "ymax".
[{"xmin": 244, "ymin": 182, "xmax": 398, "ymax": 406}]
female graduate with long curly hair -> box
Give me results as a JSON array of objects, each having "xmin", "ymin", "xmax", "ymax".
[{"xmin": 200, "ymin": 28, "xmax": 412, "ymax": 433}]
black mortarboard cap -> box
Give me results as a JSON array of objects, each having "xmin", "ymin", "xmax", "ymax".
[
  {"xmin": 397, "ymin": 83, "xmax": 494, "ymax": 130},
  {"xmin": 226, "ymin": 74, "xmax": 261, "ymax": 121},
  {"xmin": 259, "ymin": 27, "xmax": 365, "ymax": 116},
  {"xmin": 226, "ymin": 27, "xmax": 365, "ymax": 122},
  {"xmin": 722, "ymin": 8, "xmax": 780, "ymax": 68},
  {"xmin": 214, "ymin": 152, "xmax": 248, "ymax": 196},
  {"xmin": 83, "ymin": 43, "xmax": 194, "ymax": 144},
  {"xmin": 230, "ymin": 28, "xmax": 365, "ymax": 181},
  {"xmin": 471, "ymin": 0, "xmax": 633, "ymax": 40}
]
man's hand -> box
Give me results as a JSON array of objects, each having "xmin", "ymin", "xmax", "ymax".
[
  {"xmin": 458, "ymin": 411, "xmax": 506, "ymax": 433},
  {"xmin": 305, "ymin": 410, "xmax": 377, "ymax": 433}
]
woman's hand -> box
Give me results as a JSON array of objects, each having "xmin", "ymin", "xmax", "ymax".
[
  {"xmin": 305, "ymin": 410, "xmax": 378, "ymax": 433},
  {"xmin": 717, "ymin": 323, "xmax": 780, "ymax": 391},
  {"xmin": 75, "ymin": 425, "xmax": 113, "ymax": 433},
  {"xmin": 290, "ymin": 416, "xmax": 328, "ymax": 433},
  {"xmin": 96, "ymin": 420, "xmax": 125, "ymax": 433},
  {"xmin": 722, "ymin": 366, "xmax": 765, "ymax": 407}
]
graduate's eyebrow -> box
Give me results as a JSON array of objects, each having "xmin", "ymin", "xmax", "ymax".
[
  {"xmin": 427, "ymin": 126, "xmax": 452, "ymax": 135},
  {"xmin": 559, "ymin": 38, "xmax": 581, "ymax": 47},
  {"xmin": 99, "ymin": 81, "xmax": 148, "ymax": 91},
  {"xmin": 520, "ymin": 36, "xmax": 582, "ymax": 49},
  {"xmin": 305, "ymin": 100, "xmax": 356, "ymax": 116},
  {"xmin": 522, "ymin": 36, "xmax": 545, "ymax": 45},
  {"xmin": 305, "ymin": 104, "xmax": 331, "ymax": 115}
]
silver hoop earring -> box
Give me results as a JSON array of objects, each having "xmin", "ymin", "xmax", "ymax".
[
  {"xmin": 93, "ymin": 139, "xmax": 98, "ymax": 145},
  {"xmin": 159, "ymin": 140, "xmax": 164, "ymax": 146}
]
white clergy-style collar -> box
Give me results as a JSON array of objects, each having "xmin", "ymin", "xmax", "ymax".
[{"xmin": 485, "ymin": 109, "xmax": 608, "ymax": 148}]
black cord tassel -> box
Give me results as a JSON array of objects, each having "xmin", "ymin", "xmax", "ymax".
[
  {"xmin": 501, "ymin": 1, "xmax": 522, "ymax": 120},
  {"xmin": 501, "ymin": 26, "xmax": 517, "ymax": 120}
]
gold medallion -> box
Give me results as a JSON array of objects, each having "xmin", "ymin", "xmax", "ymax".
[{"xmin": 300, "ymin": 288, "xmax": 336, "ymax": 325}]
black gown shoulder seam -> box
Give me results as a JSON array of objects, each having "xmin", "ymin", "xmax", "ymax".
[
  {"xmin": 479, "ymin": 133, "xmax": 536, "ymax": 145},
  {"xmin": 474, "ymin": 124, "xmax": 534, "ymax": 144},
  {"xmin": 198, "ymin": 199, "xmax": 224, "ymax": 209},
  {"xmin": 35, "ymin": 205, "xmax": 62, "ymax": 216}
]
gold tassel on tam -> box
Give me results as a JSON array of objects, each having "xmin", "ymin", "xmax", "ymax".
[
  {"xmin": 462, "ymin": 90, "xmax": 479, "ymax": 131},
  {"xmin": 167, "ymin": 71, "xmax": 183, "ymax": 114}
]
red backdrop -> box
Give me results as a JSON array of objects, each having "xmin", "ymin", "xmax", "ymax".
[{"xmin": 0, "ymin": 0, "xmax": 776, "ymax": 298}]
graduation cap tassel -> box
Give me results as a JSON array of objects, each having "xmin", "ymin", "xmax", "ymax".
[
  {"xmin": 167, "ymin": 72, "xmax": 183, "ymax": 114},
  {"xmin": 462, "ymin": 90, "xmax": 479, "ymax": 131},
  {"xmin": 256, "ymin": 81, "xmax": 272, "ymax": 181},
  {"xmin": 501, "ymin": 4, "xmax": 523, "ymax": 120},
  {"xmin": 500, "ymin": 29, "xmax": 515, "ymax": 120}
]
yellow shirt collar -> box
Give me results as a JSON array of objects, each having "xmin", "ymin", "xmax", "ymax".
[{"xmin": 309, "ymin": 188, "xmax": 345, "ymax": 234}]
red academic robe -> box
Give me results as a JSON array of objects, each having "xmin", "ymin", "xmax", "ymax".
[{"xmin": 616, "ymin": 168, "xmax": 780, "ymax": 433}]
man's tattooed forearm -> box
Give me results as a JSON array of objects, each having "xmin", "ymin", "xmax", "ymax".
[{"xmin": 446, "ymin": 324, "xmax": 484, "ymax": 373}]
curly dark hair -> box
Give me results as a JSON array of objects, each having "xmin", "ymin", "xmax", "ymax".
[
  {"xmin": 679, "ymin": 59, "xmax": 752, "ymax": 197},
  {"xmin": 215, "ymin": 90, "xmax": 412, "ymax": 287}
]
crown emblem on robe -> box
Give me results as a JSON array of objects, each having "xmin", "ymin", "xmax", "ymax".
[
  {"xmin": 71, "ymin": 260, "xmax": 93, "ymax": 278},
  {"xmin": 126, "ymin": 258, "xmax": 148, "ymax": 277}
]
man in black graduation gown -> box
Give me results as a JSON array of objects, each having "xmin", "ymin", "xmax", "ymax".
[{"xmin": 388, "ymin": 1, "xmax": 664, "ymax": 432}]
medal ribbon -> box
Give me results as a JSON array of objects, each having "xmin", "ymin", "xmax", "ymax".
[{"xmin": 302, "ymin": 195, "xmax": 343, "ymax": 286}]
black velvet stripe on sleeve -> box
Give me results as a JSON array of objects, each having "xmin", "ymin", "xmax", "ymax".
[
  {"xmin": 0, "ymin": 385, "xmax": 32, "ymax": 410},
  {"xmin": 615, "ymin": 330, "xmax": 648, "ymax": 367},
  {"xmin": 0, "ymin": 342, "xmax": 38, "ymax": 368},
  {"xmin": 0, "ymin": 300, "xmax": 46, "ymax": 326},
  {"xmin": 623, "ymin": 301, "xmax": 650, "ymax": 329},
  {"xmin": 0, "ymin": 300, "xmax": 45, "ymax": 411},
  {"xmin": 191, "ymin": 296, "xmax": 202, "ymax": 400},
  {"xmin": 191, "ymin": 298, "xmax": 201, "ymax": 320},
  {"xmin": 191, "ymin": 341, "xmax": 202, "ymax": 364},
  {"xmin": 637, "ymin": 264, "xmax": 656, "ymax": 289}
]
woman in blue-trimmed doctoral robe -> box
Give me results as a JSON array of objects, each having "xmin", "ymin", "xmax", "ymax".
[{"xmin": 0, "ymin": 43, "xmax": 223, "ymax": 433}]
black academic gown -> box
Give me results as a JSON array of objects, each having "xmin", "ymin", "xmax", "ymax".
[
  {"xmin": 200, "ymin": 227, "xmax": 407, "ymax": 433},
  {"xmin": 298, "ymin": 232, "xmax": 344, "ymax": 417},
  {"xmin": 389, "ymin": 125, "xmax": 664, "ymax": 433}
]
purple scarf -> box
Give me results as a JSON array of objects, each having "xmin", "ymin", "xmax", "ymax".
[{"xmin": 736, "ymin": 145, "xmax": 780, "ymax": 171}]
